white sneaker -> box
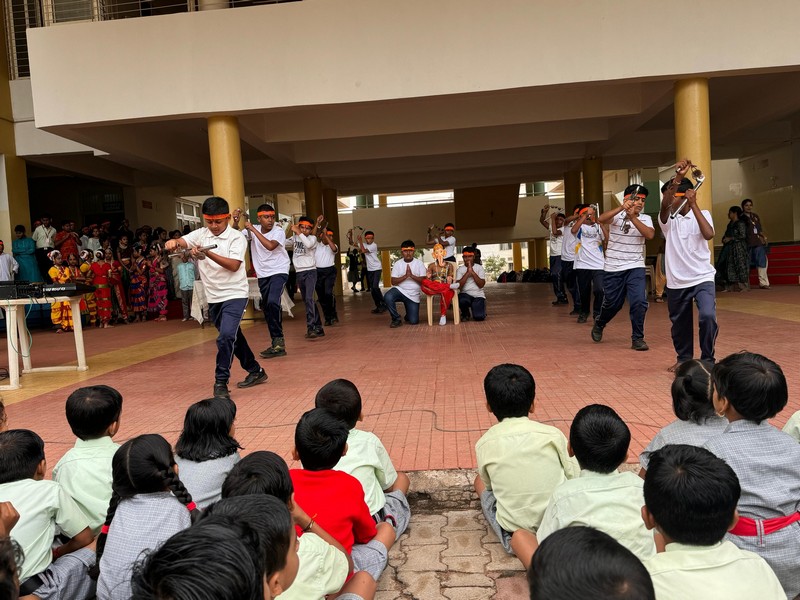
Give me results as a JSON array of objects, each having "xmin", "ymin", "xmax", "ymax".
[
  {"xmin": 439, "ymin": 315, "xmax": 447, "ymax": 326},
  {"xmin": 449, "ymin": 283, "xmax": 460, "ymax": 290},
  {"xmin": 181, "ymin": 318, "xmax": 188, "ymax": 322}
]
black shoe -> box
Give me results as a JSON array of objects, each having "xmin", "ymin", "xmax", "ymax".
[
  {"xmin": 552, "ymin": 300, "xmax": 562, "ymax": 306},
  {"xmin": 577, "ymin": 314, "xmax": 588, "ymax": 323},
  {"xmin": 632, "ymin": 339, "xmax": 649, "ymax": 351},
  {"xmin": 331, "ymin": 317, "xmax": 339, "ymax": 324},
  {"xmin": 213, "ymin": 382, "xmax": 230, "ymax": 399},
  {"xmin": 390, "ymin": 319, "xmax": 402, "ymax": 328},
  {"xmin": 315, "ymin": 328, "xmax": 326, "ymax": 337},
  {"xmin": 324, "ymin": 319, "xmax": 333, "ymax": 326},
  {"xmin": 260, "ymin": 347, "xmax": 286, "ymax": 359},
  {"xmin": 569, "ymin": 309, "xmax": 579, "ymax": 316},
  {"xmin": 591, "ymin": 322, "xmax": 604, "ymax": 342},
  {"xmin": 371, "ymin": 307, "xmax": 382, "ymax": 314},
  {"xmin": 305, "ymin": 329, "xmax": 318, "ymax": 339},
  {"xmin": 237, "ymin": 369, "xmax": 268, "ymax": 388}
]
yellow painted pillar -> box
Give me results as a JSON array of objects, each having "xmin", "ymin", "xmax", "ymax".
[
  {"xmin": 582, "ymin": 156, "xmax": 603, "ymax": 210},
  {"xmin": 207, "ymin": 116, "xmax": 245, "ymax": 212},
  {"xmin": 535, "ymin": 238, "xmax": 549, "ymax": 269},
  {"xmin": 564, "ymin": 169, "xmax": 582, "ymax": 213},
  {"xmin": 527, "ymin": 239, "xmax": 537, "ymax": 270},
  {"xmin": 674, "ymin": 78, "xmax": 713, "ymax": 255},
  {"xmin": 512, "ymin": 242, "xmax": 522, "ymax": 271},
  {"xmin": 381, "ymin": 250, "xmax": 392, "ymax": 287},
  {"xmin": 322, "ymin": 187, "xmax": 344, "ymax": 296},
  {"xmin": 303, "ymin": 177, "xmax": 324, "ymax": 218}
]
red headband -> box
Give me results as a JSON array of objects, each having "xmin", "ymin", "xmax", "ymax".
[
  {"xmin": 401, "ymin": 246, "xmax": 415, "ymax": 251},
  {"xmin": 624, "ymin": 194, "xmax": 647, "ymax": 201},
  {"xmin": 203, "ymin": 213, "xmax": 230, "ymax": 219},
  {"xmin": 462, "ymin": 251, "xmax": 475, "ymax": 256},
  {"xmin": 298, "ymin": 219, "xmax": 314, "ymax": 226},
  {"xmin": 257, "ymin": 211, "xmax": 275, "ymax": 217}
]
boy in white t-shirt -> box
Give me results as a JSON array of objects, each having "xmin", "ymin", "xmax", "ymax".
[
  {"xmin": 383, "ymin": 240, "xmax": 427, "ymax": 327},
  {"xmin": 426, "ymin": 222, "xmax": 457, "ymax": 262},
  {"xmin": 315, "ymin": 228, "xmax": 339, "ymax": 327},
  {"xmin": 559, "ymin": 206, "xmax": 584, "ymax": 315},
  {"xmin": 286, "ymin": 215, "xmax": 324, "ymax": 339},
  {"xmin": 571, "ymin": 206, "xmax": 605, "ymax": 323},
  {"xmin": 539, "ymin": 207, "xmax": 568, "ymax": 305},
  {"xmin": 592, "ymin": 184, "xmax": 655, "ymax": 351},
  {"xmin": 658, "ymin": 159, "xmax": 717, "ymax": 370},
  {"xmin": 234, "ymin": 203, "xmax": 290, "ymax": 359},
  {"xmin": 455, "ymin": 246, "xmax": 487, "ymax": 321},
  {"xmin": 358, "ymin": 230, "xmax": 386, "ymax": 313},
  {"xmin": 166, "ymin": 196, "xmax": 267, "ymax": 399}
]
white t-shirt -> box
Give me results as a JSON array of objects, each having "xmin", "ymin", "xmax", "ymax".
[
  {"xmin": 549, "ymin": 228, "xmax": 563, "ymax": 257},
  {"xmin": 314, "ymin": 240, "xmax": 338, "ymax": 269},
  {"xmin": 659, "ymin": 210, "xmax": 716, "ymax": 289},
  {"xmin": 574, "ymin": 223, "xmax": 605, "ymax": 270},
  {"xmin": 390, "ymin": 258, "xmax": 427, "ymax": 302},
  {"xmin": 286, "ymin": 233, "xmax": 317, "ymax": 272},
  {"xmin": 244, "ymin": 226, "xmax": 289, "ymax": 277},
  {"xmin": 455, "ymin": 264, "xmax": 486, "ymax": 298},
  {"xmin": 561, "ymin": 225, "xmax": 578, "ymax": 262},
  {"xmin": 604, "ymin": 212, "xmax": 653, "ymax": 272},
  {"xmin": 441, "ymin": 235, "xmax": 456, "ymax": 259},
  {"xmin": 182, "ymin": 226, "xmax": 249, "ymax": 303},
  {"xmin": 363, "ymin": 242, "xmax": 382, "ymax": 271}
]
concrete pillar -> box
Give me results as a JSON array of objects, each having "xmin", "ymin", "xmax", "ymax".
[
  {"xmin": 303, "ymin": 177, "xmax": 324, "ymax": 219},
  {"xmin": 535, "ymin": 238, "xmax": 549, "ymax": 269},
  {"xmin": 583, "ymin": 156, "xmax": 603, "ymax": 209},
  {"xmin": 207, "ymin": 116, "xmax": 245, "ymax": 213},
  {"xmin": 527, "ymin": 239, "xmax": 536, "ymax": 269},
  {"xmin": 564, "ymin": 170, "xmax": 582, "ymax": 212},
  {"xmin": 322, "ymin": 187, "xmax": 344, "ymax": 296},
  {"xmin": 512, "ymin": 242, "xmax": 522, "ymax": 271},
  {"xmin": 0, "ymin": 155, "xmax": 30, "ymax": 245},
  {"xmin": 381, "ymin": 250, "xmax": 392, "ymax": 287}
]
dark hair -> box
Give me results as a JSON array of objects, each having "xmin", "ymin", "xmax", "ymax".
[
  {"xmin": 315, "ymin": 379, "xmax": 362, "ymax": 429},
  {"xmin": 484, "ymin": 364, "xmax": 535, "ymax": 420},
  {"xmin": 661, "ymin": 178, "xmax": 693, "ymax": 194},
  {"xmin": 0, "ymin": 430, "xmax": 45, "ymax": 484},
  {"xmin": 0, "ymin": 536, "xmax": 22, "ymax": 600},
  {"xmin": 556, "ymin": 213, "xmax": 566, "ymax": 219},
  {"xmin": 399, "ymin": 240, "xmax": 416, "ymax": 249},
  {"xmin": 443, "ymin": 222, "xmax": 455, "ymax": 229},
  {"xmin": 131, "ymin": 517, "xmax": 264, "ymax": 600},
  {"xmin": 13, "ymin": 225, "xmax": 24, "ymax": 234},
  {"xmin": 0, "ymin": 399, "xmax": 5, "ymax": 429},
  {"xmin": 256, "ymin": 204, "xmax": 275, "ymax": 213},
  {"xmin": 175, "ymin": 398, "xmax": 241, "ymax": 462},
  {"xmin": 741, "ymin": 198, "xmax": 753, "ymax": 208},
  {"xmin": 711, "ymin": 351, "xmax": 787, "ymax": 422},
  {"xmin": 364, "ymin": 230, "xmax": 374, "ymax": 237},
  {"xmin": 671, "ymin": 360, "xmax": 714, "ymax": 423},
  {"xmin": 65, "ymin": 385, "xmax": 123, "ymax": 440},
  {"xmin": 623, "ymin": 184, "xmax": 649, "ymax": 198},
  {"xmin": 201, "ymin": 196, "xmax": 230, "ymax": 216},
  {"xmin": 728, "ymin": 206, "xmax": 743, "ymax": 217},
  {"xmin": 294, "ymin": 409, "xmax": 349, "ymax": 471},
  {"xmin": 297, "ymin": 215, "xmax": 313, "ymax": 226},
  {"xmin": 528, "ymin": 526, "xmax": 654, "ymax": 600},
  {"xmin": 221, "ymin": 451, "xmax": 293, "ymax": 503},
  {"xmin": 204, "ymin": 495, "xmax": 293, "ymax": 579},
  {"xmin": 569, "ymin": 405, "xmax": 630, "ymax": 473},
  {"xmin": 644, "ymin": 444, "xmax": 740, "ymax": 546},
  {"xmin": 94, "ymin": 434, "xmax": 196, "ymax": 578}
]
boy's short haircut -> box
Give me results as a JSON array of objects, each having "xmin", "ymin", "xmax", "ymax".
[
  {"xmin": 528, "ymin": 526, "xmax": 654, "ymax": 600},
  {"xmin": 221, "ymin": 451, "xmax": 293, "ymax": 503},
  {"xmin": 294, "ymin": 408, "xmax": 349, "ymax": 471},
  {"xmin": 0, "ymin": 536, "xmax": 22, "ymax": 600},
  {"xmin": 400, "ymin": 240, "xmax": 415, "ymax": 249},
  {"xmin": 201, "ymin": 196, "xmax": 230, "ymax": 217},
  {"xmin": 483, "ymin": 363, "xmax": 535, "ymax": 420},
  {"xmin": 671, "ymin": 360, "xmax": 714, "ymax": 423},
  {"xmin": 256, "ymin": 204, "xmax": 275, "ymax": 214},
  {"xmin": 556, "ymin": 213, "xmax": 566, "ymax": 219},
  {"xmin": 0, "ymin": 430, "xmax": 45, "ymax": 484},
  {"xmin": 65, "ymin": 385, "xmax": 123, "ymax": 440},
  {"xmin": 315, "ymin": 379, "xmax": 362, "ymax": 429},
  {"xmin": 660, "ymin": 178, "xmax": 693, "ymax": 194},
  {"xmin": 711, "ymin": 351, "xmax": 787, "ymax": 422},
  {"xmin": 443, "ymin": 222, "xmax": 455, "ymax": 229},
  {"xmin": 364, "ymin": 230, "xmax": 374, "ymax": 237},
  {"xmin": 623, "ymin": 184, "xmax": 649, "ymax": 198},
  {"xmin": 643, "ymin": 444, "xmax": 740, "ymax": 546},
  {"xmin": 131, "ymin": 517, "xmax": 264, "ymax": 600},
  {"xmin": 569, "ymin": 404, "xmax": 630, "ymax": 473}
]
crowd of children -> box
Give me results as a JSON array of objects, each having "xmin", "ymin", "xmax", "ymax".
[{"xmin": 0, "ymin": 348, "xmax": 798, "ymax": 599}]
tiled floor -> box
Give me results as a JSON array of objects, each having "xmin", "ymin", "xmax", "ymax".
[{"xmin": 3, "ymin": 283, "xmax": 799, "ymax": 473}]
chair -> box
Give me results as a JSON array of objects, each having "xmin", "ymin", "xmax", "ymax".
[
  {"xmin": 426, "ymin": 289, "xmax": 461, "ymax": 326},
  {"xmin": 644, "ymin": 265, "xmax": 656, "ymax": 297}
]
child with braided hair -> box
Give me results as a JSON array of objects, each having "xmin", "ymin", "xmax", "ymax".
[{"xmin": 95, "ymin": 434, "xmax": 198, "ymax": 600}]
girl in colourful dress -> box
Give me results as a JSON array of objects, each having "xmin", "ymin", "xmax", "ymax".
[
  {"xmin": 47, "ymin": 250, "xmax": 74, "ymax": 333},
  {"xmin": 128, "ymin": 244, "xmax": 149, "ymax": 322},
  {"xmin": 91, "ymin": 249, "xmax": 114, "ymax": 328},
  {"xmin": 147, "ymin": 243, "xmax": 169, "ymax": 321},
  {"xmin": 78, "ymin": 250, "xmax": 98, "ymax": 326},
  {"xmin": 65, "ymin": 253, "xmax": 89, "ymax": 325},
  {"xmin": 105, "ymin": 248, "xmax": 129, "ymax": 324}
]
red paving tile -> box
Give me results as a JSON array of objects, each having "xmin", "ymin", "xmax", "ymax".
[{"xmin": 3, "ymin": 283, "xmax": 799, "ymax": 473}]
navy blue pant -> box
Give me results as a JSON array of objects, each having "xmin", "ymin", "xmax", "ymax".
[
  {"xmin": 458, "ymin": 293, "xmax": 486, "ymax": 321},
  {"xmin": 595, "ymin": 268, "xmax": 648, "ymax": 341},
  {"xmin": 208, "ymin": 297, "xmax": 260, "ymax": 384},
  {"xmin": 549, "ymin": 256, "xmax": 567, "ymax": 302},
  {"xmin": 296, "ymin": 269, "xmax": 322, "ymax": 331},
  {"xmin": 666, "ymin": 281, "xmax": 718, "ymax": 363},
  {"xmin": 576, "ymin": 268, "xmax": 604, "ymax": 318},
  {"xmin": 257, "ymin": 273, "xmax": 287, "ymax": 339},
  {"xmin": 561, "ymin": 260, "xmax": 579, "ymax": 308},
  {"xmin": 367, "ymin": 270, "xmax": 385, "ymax": 309},
  {"xmin": 315, "ymin": 266, "xmax": 338, "ymax": 322},
  {"xmin": 384, "ymin": 287, "xmax": 420, "ymax": 324}
]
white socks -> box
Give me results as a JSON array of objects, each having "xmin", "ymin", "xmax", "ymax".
[{"xmin": 439, "ymin": 315, "xmax": 447, "ymax": 326}]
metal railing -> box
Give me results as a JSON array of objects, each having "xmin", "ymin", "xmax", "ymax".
[{"xmin": 2, "ymin": 0, "xmax": 300, "ymax": 79}]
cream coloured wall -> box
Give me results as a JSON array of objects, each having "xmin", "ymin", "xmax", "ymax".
[{"xmin": 27, "ymin": 0, "xmax": 800, "ymax": 128}]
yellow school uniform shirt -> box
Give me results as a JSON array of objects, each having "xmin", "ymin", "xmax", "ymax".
[
  {"xmin": 334, "ymin": 428, "xmax": 398, "ymax": 515},
  {"xmin": 644, "ymin": 540, "xmax": 785, "ymax": 600},
  {"xmin": 277, "ymin": 532, "xmax": 349, "ymax": 600},
  {"xmin": 476, "ymin": 417, "xmax": 579, "ymax": 533},
  {"xmin": 783, "ymin": 410, "xmax": 800, "ymax": 443},
  {"xmin": 537, "ymin": 469, "xmax": 656, "ymax": 561}
]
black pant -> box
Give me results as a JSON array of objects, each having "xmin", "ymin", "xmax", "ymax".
[
  {"xmin": 666, "ymin": 281, "xmax": 718, "ymax": 363},
  {"xmin": 315, "ymin": 266, "xmax": 338, "ymax": 321},
  {"xmin": 296, "ymin": 269, "xmax": 322, "ymax": 330},
  {"xmin": 208, "ymin": 298, "xmax": 260, "ymax": 383},
  {"xmin": 458, "ymin": 293, "xmax": 486, "ymax": 320},
  {"xmin": 561, "ymin": 260, "xmax": 579, "ymax": 308},
  {"xmin": 576, "ymin": 269, "xmax": 604, "ymax": 318},
  {"xmin": 549, "ymin": 256, "xmax": 567, "ymax": 301},
  {"xmin": 257, "ymin": 273, "xmax": 288, "ymax": 338},
  {"xmin": 367, "ymin": 270, "xmax": 385, "ymax": 309}
]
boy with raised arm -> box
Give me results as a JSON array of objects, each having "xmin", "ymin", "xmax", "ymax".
[
  {"xmin": 165, "ymin": 196, "xmax": 267, "ymax": 399},
  {"xmin": 286, "ymin": 215, "xmax": 325, "ymax": 339},
  {"xmin": 358, "ymin": 231, "xmax": 386, "ymax": 313}
]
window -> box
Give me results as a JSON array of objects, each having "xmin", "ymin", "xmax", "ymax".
[{"xmin": 176, "ymin": 200, "xmax": 201, "ymax": 231}]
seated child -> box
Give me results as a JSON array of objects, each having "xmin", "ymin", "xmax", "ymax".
[
  {"xmin": 0, "ymin": 430, "xmax": 93, "ymax": 594},
  {"xmin": 538, "ymin": 404, "xmax": 655, "ymax": 561},
  {"xmin": 783, "ymin": 409, "xmax": 800, "ymax": 443},
  {"xmin": 703, "ymin": 351, "xmax": 800, "ymax": 598},
  {"xmin": 528, "ymin": 526, "xmax": 654, "ymax": 600},
  {"xmin": 473, "ymin": 363, "xmax": 578, "ymax": 568},
  {"xmin": 642, "ymin": 444, "xmax": 785, "ymax": 599},
  {"xmin": 174, "ymin": 397, "xmax": 242, "ymax": 509},
  {"xmin": 290, "ymin": 409, "xmax": 396, "ymax": 584},
  {"xmin": 222, "ymin": 450, "xmax": 352, "ymax": 600},
  {"xmin": 315, "ymin": 379, "xmax": 411, "ymax": 539},
  {"xmin": 53, "ymin": 385, "xmax": 122, "ymax": 534},
  {"xmin": 95, "ymin": 433, "xmax": 197, "ymax": 600},
  {"xmin": 639, "ymin": 360, "xmax": 726, "ymax": 475}
]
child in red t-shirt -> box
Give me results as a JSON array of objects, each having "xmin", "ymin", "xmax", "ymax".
[{"xmin": 290, "ymin": 409, "xmax": 396, "ymax": 585}]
